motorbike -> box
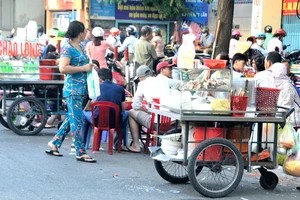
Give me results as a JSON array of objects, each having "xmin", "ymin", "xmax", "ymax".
[{"xmin": 285, "ymin": 49, "xmax": 300, "ymax": 64}]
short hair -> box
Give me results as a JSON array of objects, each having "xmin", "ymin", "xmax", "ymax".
[
  {"xmin": 140, "ymin": 25, "xmax": 152, "ymax": 37},
  {"xmin": 232, "ymin": 53, "xmax": 248, "ymax": 64},
  {"xmin": 47, "ymin": 44, "xmax": 56, "ymax": 53},
  {"xmin": 98, "ymin": 68, "xmax": 112, "ymax": 81},
  {"xmin": 252, "ymin": 55, "xmax": 265, "ymax": 72},
  {"xmin": 92, "ymin": 59, "xmax": 100, "ymax": 68},
  {"xmin": 266, "ymin": 51, "xmax": 282, "ymax": 64}
]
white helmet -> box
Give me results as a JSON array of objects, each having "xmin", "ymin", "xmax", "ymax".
[{"xmin": 92, "ymin": 27, "xmax": 104, "ymax": 37}]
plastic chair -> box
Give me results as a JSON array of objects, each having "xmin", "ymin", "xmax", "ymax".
[
  {"xmin": 91, "ymin": 101, "xmax": 122, "ymax": 155},
  {"xmin": 142, "ymin": 112, "xmax": 172, "ymax": 154}
]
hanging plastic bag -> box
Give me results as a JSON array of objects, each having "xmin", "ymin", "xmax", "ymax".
[
  {"xmin": 284, "ymin": 129, "xmax": 300, "ymax": 176},
  {"xmin": 278, "ymin": 122, "xmax": 297, "ymax": 149},
  {"xmin": 87, "ymin": 68, "xmax": 100, "ymax": 101}
]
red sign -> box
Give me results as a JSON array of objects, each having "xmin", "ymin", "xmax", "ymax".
[
  {"xmin": 282, "ymin": 0, "xmax": 300, "ymax": 15},
  {"xmin": 0, "ymin": 41, "xmax": 40, "ymax": 57}
]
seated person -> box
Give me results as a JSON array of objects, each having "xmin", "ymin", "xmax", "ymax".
[
  {"xmin": 197, "ymin": 26, "xmax": 215, "ymax": 54},
  {"xmin": 231, "ymin": 53, "xmax": 248, "ymax": 78},
  {"xmin": 127, "ymin": 62, "xmax": 182, "ymax": 153},
  {"xmin": 82, "ymin": 68, "xmax": 128, "ymax": 149}
]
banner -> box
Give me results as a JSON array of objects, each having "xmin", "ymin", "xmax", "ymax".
[
  {"xmin": 115, "ymin": 0, "xmax": 166, "ymax": 20},
  {"xmin": 251, "ymin": 0, "xmax": 263, "ymax": 35},
  {"xmin": 90, "ymin": 0, "xmax": 115, "ymax": 19},
  {"xmin": 282, "ymin": 0, "xmax": 300, "ymax": 15},
  {"xmin": 182, "ymin": 0, "xmax": 209, "ymax": 25}
]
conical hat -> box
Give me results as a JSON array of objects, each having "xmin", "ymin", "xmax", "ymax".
[{"xmin": 235, "ymin": 41, "xmax": 252, "ymax": 54}]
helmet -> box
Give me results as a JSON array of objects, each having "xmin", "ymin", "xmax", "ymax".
[
  {"xmin": 255, "ymin": 32, "xmax": 266, "ymax": 38},
  {"xmin": 276, "ymin": 28, "xmax": 287, "ymax": 37},
  {"xmin": 201, "ymin": 26, "xmax": 209, "ymax": 33},
  {"xmin": 126, "ymin": 25, "xmax": 136, "ymax": 34},
  {"xmin": 264, "ymin": 25, "xmax": 272, "ymax": 33},
  {"xmin": 110, "ymin": 27, "xmax": 121, "ymax": 36},
  {"xmin": 92, "ymin": 27, "xmax": 104, "ymax": 37},
  {"xmin": 152, "ymin": 27, "xmax": 160, "ymax": 33},
  {"xmin": 232, "ymin": 30, "xmax": 242, "ymax": 37}
]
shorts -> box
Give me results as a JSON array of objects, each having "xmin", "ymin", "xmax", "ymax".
[{"xmin": 136, "ymin": 110, "xmax": 151, "ymax": 129}]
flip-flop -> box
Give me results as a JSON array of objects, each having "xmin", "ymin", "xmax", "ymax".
[
  {"xmin": 35, "ymin": 123, "xmax": 56, "ymax": 129},
  {"xmin": 45, "ymin": 149, "xmax": 63, "ymax": 157},
  {"xmin": 124, "ymin": 147, "xmax": 141, "ymax": 153},
  {"xmin": 76, "ymin": 156, "xmax": 97, "ymax": 163},
  {"xmin": 296, "ymin": 186, "xmax": 300, "ymax": 191}
]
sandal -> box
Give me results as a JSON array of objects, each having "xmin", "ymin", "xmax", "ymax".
[
  {"xmin": 76, "ymin": 155, "xmax": 96, "ymax": 163},
  {"xmin": 45, "ymin": 149, "xmax": 63, "ymax": 157}
]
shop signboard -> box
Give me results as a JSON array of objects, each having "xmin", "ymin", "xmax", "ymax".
[
  {"xmin": 282, "ymin": 0, "xmax": 300, "ymax": 15},
  {"xmin": 182, "ymin": 0, "xmax": 209, "ymax": 25},
  {"xmin": 47, "ymin": 0, "xmax": 82, "ymax": 10},
  {"xmin": 115, "ymin": 0, "xmax": 166, "ymax": 20},
  {"xmin": 251, "ymin": 0, "xmax": 263, "ymax": 35},
  {"xmin": 90, "ymin": 0, "xmax": 115, "ymax": 19},
  {"xmin": 0, "ymin": 39, "xmax": 40, "ymax": 79}
]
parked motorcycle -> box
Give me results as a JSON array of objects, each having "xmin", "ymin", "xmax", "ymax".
[{"xmin": 285, "ymin": 49, "xmax": 300, "ymax": 64}]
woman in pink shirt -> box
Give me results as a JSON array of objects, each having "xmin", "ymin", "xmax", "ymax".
[{"xmin": 86, "ymin": 27, "xmax": 113, "ymax": 68}]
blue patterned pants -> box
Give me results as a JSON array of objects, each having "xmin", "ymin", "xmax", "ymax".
[{"xmin": 49, "ymin": 95, "xmax": 86, "ymax": 156}]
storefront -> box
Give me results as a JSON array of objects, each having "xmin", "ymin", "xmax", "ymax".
[
  {"xmin": 45, "ymin": 0, "xmax": 83, "ymax": 32},
  {"xmin": 282, "ymin": 0, "xmax": 300, "ymax": 51},
  {"xmin": 90, "ymin": 0, "xmax": 208, "ymax": 43}
]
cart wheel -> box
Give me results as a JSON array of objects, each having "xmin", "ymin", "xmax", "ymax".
[
  {"xmin": 188, "ymin": 138, "xmax": 244, "ymax": 198},
  {"xmin": 154, "ymin": 160, "xmax": 202, "ymax": 184},
  {"xmin": 0, "ymin": 93, "xmax": 27, "ymax": 129},
  {"xmin": 259, "ymin": 171, "xmax": 278, "ymax": 190},
  {"xmin": 7, "ymin": 97, "xmax": 48, "ymax": 136}
]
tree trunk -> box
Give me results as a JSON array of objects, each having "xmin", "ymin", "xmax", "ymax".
[
  {"xmin": 214, "ymin": 0, "xmax": 234, "ymax": 57},
  {"xmin": 84, "ymin": 0, "xmax": 91, "ymax": 30}
]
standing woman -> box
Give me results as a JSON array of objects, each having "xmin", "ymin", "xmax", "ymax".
[
  {"xmin": 151, "ymin": 27, "xmax": 165, "ymax": 72},
  {"xmin": 45, "ymin": 21, "xmax": 96, "ymax": 163},
  {"xmin": 86, "ymin": 27, "xmax": 114, "ymax": 68}
]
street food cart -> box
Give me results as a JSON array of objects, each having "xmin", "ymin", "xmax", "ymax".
[
  {"xmin": 0, "ymin": 38, "xmax": 65, "ymax": 135},
  {"xmin": 147, "ymin": 64, "xmax": 293, "ymax": 198}
]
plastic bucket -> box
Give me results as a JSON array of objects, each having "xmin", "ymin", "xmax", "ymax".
[
  {"xmin": 39, "ymin": 60, "xmax": 56, "ymax": 80},
  {"xmin": 194, "ymin": 127, "xmax": 225, "ymax": 161}
]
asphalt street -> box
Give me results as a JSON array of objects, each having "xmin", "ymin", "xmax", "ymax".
[{"xmin": 1, "ymin": 124, "xmax": 300, "ymax": 200}]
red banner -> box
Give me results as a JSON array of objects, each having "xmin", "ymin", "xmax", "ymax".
[
  {"xmin": 47, "ymin": 0, "xmax": 82, "ymax": 10},
  {"xmin": 282, "ymin": 0, "xmax": 300, "ymax": 15}
]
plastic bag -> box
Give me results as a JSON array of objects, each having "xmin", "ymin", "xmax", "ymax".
[
  {"xmin": 278, "ymin": 122, "xmax": 297, "ymax": 149},
  {"xmin": 284, "ymin": 147, "xmax": 300, "ymax": 177},
  {"xmin": 87, "ymin": 68, "xmax": 100, "ymax": 101}
]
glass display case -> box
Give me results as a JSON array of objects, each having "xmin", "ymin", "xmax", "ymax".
[{"xmin": 164, "ymin": 68, "xmax": 233, "ymax": 115}]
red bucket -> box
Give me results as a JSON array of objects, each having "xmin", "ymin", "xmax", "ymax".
[
  {"xmin": 39, "ymin": 59, "xmax": 56, "ymax": 80},
  {"xmin": 194, "ymin": 127, "xmax": 225, "ymax": 161}
]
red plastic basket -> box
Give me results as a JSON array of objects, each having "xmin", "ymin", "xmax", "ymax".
[
  {"xmin": 255, "ymin": 87, "xmax": 281, "ymax": 112},
  {"xmin": 202, "ymin": 59, "xmax": 227, "ymax": 69}
]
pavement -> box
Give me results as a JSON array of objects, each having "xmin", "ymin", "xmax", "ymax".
[{"xmin": 1, "ymin": 124, "xmax": 300, "ymax": 200}]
